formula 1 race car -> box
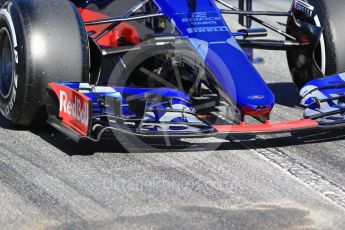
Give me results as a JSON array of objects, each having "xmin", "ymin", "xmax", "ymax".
[{"xmin": 1, "ymin": 0, "xmax": 345, "ymax": 143}]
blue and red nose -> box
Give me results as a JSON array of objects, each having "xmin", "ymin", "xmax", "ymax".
[
  {"xmin": 240, "ymin": 105, "xmax": 273, "ymax": 117},
  {"xmin": 238, "ymin": 94, "xmax": 275, "ymax": 117}
]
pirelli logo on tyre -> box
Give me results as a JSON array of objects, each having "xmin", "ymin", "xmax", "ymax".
[{"xmin": 48, "ymin": 83, "xmax": 91, "ymax": 136}]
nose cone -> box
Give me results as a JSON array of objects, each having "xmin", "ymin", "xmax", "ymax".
[
  {"xmin": 202, "ymin": 41, "xmax": 275, "ymax": 117},
  {"xmin": 240, "ymin": 92, "xmax": 276, "ymax": 116},
  {"xmin": 153, "ymin": 5, "xmax": 276, "ymax": 119},
  {"xmin": 241, "ymin": 107, "xmax": 273, "ymax": 116}
]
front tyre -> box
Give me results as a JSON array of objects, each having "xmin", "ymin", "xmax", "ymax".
[
  {"xmin": 287, "ymin": 0, "xmax": 345, "ymax": 89},
  {"xmin": 0, "ymin": 0, "xmax": 89, "ymax": 126}
]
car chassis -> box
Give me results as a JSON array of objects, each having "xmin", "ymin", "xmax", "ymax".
[{"xmin": 43, "ymin": 0, "xmax": 345, "ymax": 142}]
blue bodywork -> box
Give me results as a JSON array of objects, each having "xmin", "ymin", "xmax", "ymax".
[
  {"xmin": 67, "ymin": 0, "xmax": 276, "ymax": 121},
  {"xmin": 59, "ymin": 82, "xmax": 207, "ymax": 135},
  {"xmin": 153, "ymin": 0, "xmax": 274, "ymax": 116},
  {"xmin": 301, "ymin": 73, "xmax": 345, "ymax": 124},
  {"xmin": 49, "ymin": 0, "xmax": 345, "ymax": 140}
]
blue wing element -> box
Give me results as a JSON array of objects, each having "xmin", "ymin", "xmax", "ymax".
[{"xmin": 301, "ymin": 73, "xmax": 345, "ymax": 124}]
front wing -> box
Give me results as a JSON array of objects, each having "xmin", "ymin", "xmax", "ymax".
[{"xmin": 47, "ymin": 77, "xmax": 345, "ymax": 143}]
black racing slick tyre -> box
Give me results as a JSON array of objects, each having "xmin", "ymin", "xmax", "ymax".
[
  {"xmin": 0, "ymin": 0, "xmax": 89, "ymax": 126},
  {"xmin": 287, "ymin": 0, "xmax": 345, "ymax": 90}
]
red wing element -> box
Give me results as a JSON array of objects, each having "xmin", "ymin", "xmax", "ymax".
[
  {"xmin": 213, "ymin": 119, "xmax": 319, "ymax": 134},
  {"xmin": 78, "ymin": 8, "xmax": 140, "ymax": 47},
  {"xmin": 48, "ymin": 83, "xmax": 91, "ymax": 136}
]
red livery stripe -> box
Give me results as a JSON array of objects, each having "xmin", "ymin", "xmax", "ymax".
[{"xmin": 213, "ymin": 119, "xmax": 319, "ymax": 133}]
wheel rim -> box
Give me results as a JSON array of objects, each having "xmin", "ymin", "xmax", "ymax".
[
  {"xmin": 0, "ymin": 27, "xmax": 14, "ymax": 99},
  {"xmin": 313, "ymin": 15, "xmax": 326, "ymax": 75}
]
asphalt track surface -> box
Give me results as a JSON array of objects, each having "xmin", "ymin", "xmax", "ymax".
[{"xmin": 1, "ymin": 0, "xmax": 345, "ymax": 229}]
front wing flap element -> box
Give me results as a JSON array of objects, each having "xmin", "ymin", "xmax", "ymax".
[
  {"xmin": 47, "ymin": 83, "xmax": 216, "ymax": 142},
  {"xmin": 301, "ymin": 72, "xmax": 345, "ymax": 125},
  {"xmin": 47, "ymin": 83, "xmax": 92, "ymax": 138}
]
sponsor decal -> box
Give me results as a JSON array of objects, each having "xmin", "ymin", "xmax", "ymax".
[
  {"xmin": 293, "ymin": 0, "xmax": 314, "ymax": 18},
  {"xmin": 182, "ymin": 12, "xmax": 221, "ymax": 26},
  {"xmin": 182, "ymin": 12, "xmax": 228, "ymax": 34},
  {"xmin": 4, "ymin": 86, "xmax": 16, "ymax": 115},
  {"xmin": 187, "ymin": 26, "xmax": 228, "ymax": 34},
  {"xmin": 49, "ymin": 83, "xmax": 90, "ymax": 136},
  {"xmin": 247, "ymin": 95, "xmax": 265, "ymax": 100},
  {"xmin": 59, "ymin": 90, "xmax": 89, "ymax": 127}
]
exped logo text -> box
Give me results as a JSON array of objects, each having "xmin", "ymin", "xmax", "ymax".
[{"xmin": 59, "ymin": 91, "xmax": 88, "ymax": 126}]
